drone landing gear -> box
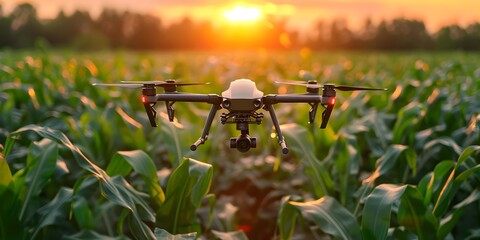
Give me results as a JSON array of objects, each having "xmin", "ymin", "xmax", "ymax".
[
  {"xmin": 309, "ymin": 102, "xmax": 319, "ymax": 124},
  {"xmin": 190, "ymin": 103, "xmax": 221, "ymax": 151},
  {"xmin": 320, "ymin": 103, "xmax": 334, "ymax": 129},
  {"xmin": 143, "ymin": 102, "xmax": 157, "ymax": 127},
  {"xmin": 265, "ymin": 104, "xmax": 289, "ymax": 154},
  {"xmin": 165, "ymin": 101, "xmax": 175, "ymax": 122}
]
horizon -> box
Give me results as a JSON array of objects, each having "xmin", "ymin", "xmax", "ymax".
[{"xmin": 1, "ymin": 0, "xmax": 480, "ymax": 33}]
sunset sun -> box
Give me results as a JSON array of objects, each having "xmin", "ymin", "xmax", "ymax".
[{"xmin": 223, "ymin": 5, "xmax": 262, "ymax": 23}]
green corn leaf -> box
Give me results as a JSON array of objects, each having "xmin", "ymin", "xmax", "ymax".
[
  {"xmin": 362, "ymin": 184, "xmax": 408, "ymax": 240},
  {"xmin": 421, "ymin": 160, "xmax": 455, "ymax": 205},
  {"xmin": 278, "ymin": 195, "xmax": 302, "ymax": 240},
  {"xmin": 159, "ymin": 113, "xmax": 185, "ymax": 167},
  {"xmin": 203, "ymin": 193, "xmax": 216, "ymax": 230},
  {"xmin": 154, "ymin": 228, "xmax": 196, "ymax": 239},
  {"xmin": 324, "ymin": 133, "xmax": 361, "ymax": 205},
  {"xmin": 392, "ymin": 102, "xmax": 426, "ymax": 144},
  {"xmin": 10, "ymin": 125, "xmax": 155, "ymax": 239},
  {"xmin": 20, "ymin": 139, "xmax": 58, "ymax": 221},
  {"xmin": 291, "ymin": 196, "xmax": 362, "ymax": 240},
  {"xmin": 11, "ymin": 124, "xmax": 104, "ymax": 175},
  {"xmin": 31, "ymin": 187, "xmax": 74, "ymax": 239},
  {"xmin": 72, "ymin": 196, "xmax": 95, "ymax": 230},
  {"xmin": 2, "ymin": 135, "xmax": 16, "ymax": 158},
  {"xmin": 101, "ymin": 176, "xmax": 155, "ymax": 240},
  {"xmin": 397, "ymin": 186, "xmax": 438, "ymax": 240},
  {"xmin": 363, "ymin": 145, "xmax": 414, "ymax": 185},
  {"xmin": 215, "ymin": 203, "xmax": 238, "ymax": 232},
  {"xmin": 0, "ymin": 172, "xmax": 23, "ymax": 239},
  {"xmin": 466, "ymin": 228, "xmax": 480, "ymax": 240},
  {"xmin": 211, "ymin": 229, "xmax": 249, "ymax": 240},
  {"xmin": 282, "ymin": 123, "xmax": 334, "ymax": 198},
  {"xmin": 106, "ymin": 150, "xmax": 165, "ymax": 206},
  {"xmin": 438, "ymin": 188, "xmax": 480, "ymax": 239},
  {"xmin": 107, "ymin": 150, "xmax": 157, "ymax": 181},
  {"xmin": 156, "ymin": 158, "xmax": 213, "ymax": 234},
  {"xmin": 433, "ymin": 145, "xmax": 480, "ymax": 217},
  {"xmin": 421, "ymin": 137, "xmax": 463, "ymax": 168},
  {"xmin": 0, "ymin": 152, "xmax": 13, "ymax": 196},
  {"xmin": 63, "ymin": 230, "xmax": 129, "ymax": 240}
]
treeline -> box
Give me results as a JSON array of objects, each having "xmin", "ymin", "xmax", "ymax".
[{"xmin": 1, "ymin": 3, "xmax": 480, "ymax": 51}]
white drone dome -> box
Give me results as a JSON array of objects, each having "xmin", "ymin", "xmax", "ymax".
[{"xmin": 221, "ymin": 79, "xmax": 264, "ymax": 99}]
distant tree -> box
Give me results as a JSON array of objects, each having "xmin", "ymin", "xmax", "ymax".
[
  {"xmin": 372, "ymin": 20, "xmax": 394, "ymax": 49},
  {"xmin": 126, "ymin": 13, "xmax": 163, "ymax": 50},
  {"xmin": 329, "ymin": 19, "xmax": 354, "ymax": 49},
  {"xmin": 309, "ymin": 19, "xmax": 358, "ymax": 50},
  {"xmin": 358, "ymin": 18, "xmax": 377, "ymax": 49},
  {"xmin": 43, "ymin": 11, "xmax": 69, "ymax": 45},
  {"xmin": 434, "ymin": 25, "xmax": 465, "ymax": 50},
  {"xmin": 0, "ymin": 4, "xmax": 14, "ymax": 48},
  {"xmin": 44, "ymin": 10, "xmax": 95, "ymax": 47},
  {"xmin": 308, "ymin": 20, "xmax": 328, "ymax": 49},
  {"xmin": 9, "ymin": 3, "xmax": 42, "ymax": 48},
  {"xmin": 432, "ymin": 24, "xmax": 480, "ymax": 50},
  {"xmin": 373, "ymin": 18, "xmax": 432, "ymax": 50},
  {"xmin": 463, "ymin": 23, "xmax": 480, "ymax": 50},
  {"xmin": 1, "ymin": 2, "xmax": 480, "ymax": 51},
  {"xmin": 97, "ymin": 9, "xmax": 129, "ymax": 48},
  {"xmin": 163, "ymin": 17, "xmax": 198, "ymax": 49}
]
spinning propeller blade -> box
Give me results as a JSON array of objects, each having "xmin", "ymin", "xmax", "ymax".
[
  {"xmin": 120, "ymin": 80, "xmax": 210, "ymax": 87},
  {"xmin": 275, "ymin": 80, "xmax": 386, "ymax": 91},
  {"xmin": 332, "ymin": 85, "xmax": 387, "ymax": 91},
  {"xmin": 92, "ymin": 83, "xmax": 144, "ymax": 88},
  {"xmin": 93, "ymin": 80, "xmax": 209, "ymax": 89}
]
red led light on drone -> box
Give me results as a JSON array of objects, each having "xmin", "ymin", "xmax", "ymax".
[
  {"xmin": 142, "ymin": 96, "xmax": 146, "ymax": 103},
  {"xmin": 330, "ymin": 98, "xmax": 336, "ymax": 105}
]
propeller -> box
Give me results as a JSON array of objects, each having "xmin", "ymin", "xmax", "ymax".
[
  {"xmin": 275, "ymin": 80, "xmax": 387, "ymax": 91},
  {"xmin": 93, "ymin": 79, "xmax": 209, "ymax": 90},
  {"xmin": 92, "ymin": 83, "xmax": 143, "ymax": 88}
]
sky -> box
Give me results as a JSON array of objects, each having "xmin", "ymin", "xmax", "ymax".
[{"xmin": 2, "ymin": 0, "xmax": 480, "ymax": 32}]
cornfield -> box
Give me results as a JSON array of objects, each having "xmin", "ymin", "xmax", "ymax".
[{"xmin": 1, "ymin": 48, "xmax": 479, "ymax": 239}]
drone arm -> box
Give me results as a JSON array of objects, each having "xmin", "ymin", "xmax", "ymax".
[
  {"xmin": 263, "ymin": 94, "xmax": 323, "ymax": 104},
  {"xmin": 155, "ymin": 93, "xmax": 222, "ymax": 104},
  {"xmin": 190, "ymin": 103, "xmax": 221, "ymax": 151},
  {"xmin": 265, "ymin": 104, "xmax": 288, "ymax": 154}
]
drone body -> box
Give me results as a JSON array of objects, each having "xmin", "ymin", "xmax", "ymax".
[{"xmin": 94, "ymin": 79, "xmax": 385, "ymax": 154}]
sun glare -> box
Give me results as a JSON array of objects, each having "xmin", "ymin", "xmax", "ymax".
[{"xmin": 223, "ymin": 5, "xmax": 262, "ymax": 23}]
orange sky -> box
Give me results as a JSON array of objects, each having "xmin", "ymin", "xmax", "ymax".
[{"xmin": 2, "ymin": 0, "xmax": 480, "ymax": 32}]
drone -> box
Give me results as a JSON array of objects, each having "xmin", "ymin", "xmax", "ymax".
[{"xmin": 93, "ymin": 79, "xmax": 386, "ymax": 154}]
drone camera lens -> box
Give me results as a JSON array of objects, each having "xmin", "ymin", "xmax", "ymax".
[
  {"xmin": 231, "ymin": 134, "xmax": 256, "ymax": 153},
  {"xmin": 236, "ymin": 137, "xmax": 251, "ymax": 152}
]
